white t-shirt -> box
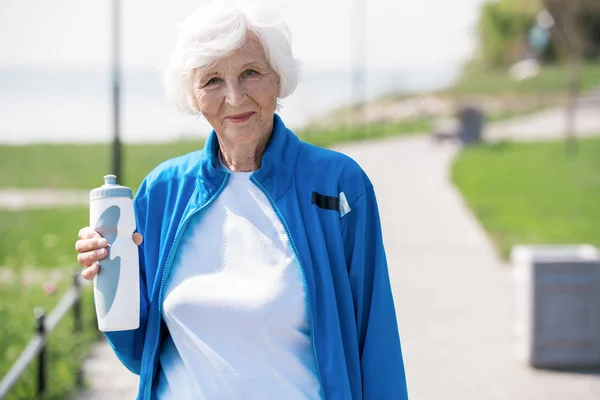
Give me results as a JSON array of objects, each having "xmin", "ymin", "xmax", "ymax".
[{"xmin": 155, "ymin": 164, "xmax": 321, "ymax": 400}]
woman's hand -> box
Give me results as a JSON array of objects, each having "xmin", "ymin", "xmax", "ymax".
[{"xmin": 75, "ymin": 227, "xmax": 143, "ymax": 281}]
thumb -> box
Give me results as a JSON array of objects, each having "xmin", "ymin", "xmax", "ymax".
[{"xmin": 132, "ymin": 233, "xmax": 144, "ymax": 246}]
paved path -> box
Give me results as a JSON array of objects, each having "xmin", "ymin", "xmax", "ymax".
[
  {"xmin": 75, "ymin": 134, "xmax": 600, "ymax": 399},
  {"xmin": 337, "ymin": 136, "xmax": 600, "ymax": 399},
  {"xmin": 486, "ymin": 87, "xmax": 600, "ymax": 142},
  {"xmin": 79, "ymin": 337, "xmax": 139, "ymax": 399}
]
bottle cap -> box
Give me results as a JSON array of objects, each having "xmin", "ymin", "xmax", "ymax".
[{"xmin": 90, "ymin": 175, "xmax": 133, "ymax": 201}]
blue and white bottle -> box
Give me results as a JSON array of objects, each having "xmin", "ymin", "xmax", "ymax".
[{"xmin": 90, "ymin": 174, "xmax": 140, "ymax": 332}]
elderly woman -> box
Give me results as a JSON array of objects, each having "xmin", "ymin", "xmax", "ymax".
[{"xmin": 75, "ymin": 1, "xmax": 407, "ymax": 399}]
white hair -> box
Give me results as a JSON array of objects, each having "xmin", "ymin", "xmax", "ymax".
[{"xmin": 163, "ymin": 0, "xmax": 301, "ymax": 114}]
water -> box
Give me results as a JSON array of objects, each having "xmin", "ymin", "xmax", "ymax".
[{"xmin": 0, "ymin": 65, "xmax": 457, "ymax": 144}]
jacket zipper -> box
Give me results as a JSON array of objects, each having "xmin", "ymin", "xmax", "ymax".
[
  {"xmin": 250, "ymin": 176, "xmax": 326, "ymax": 400},
  {"xmin": 143, "ymin": 174, "xmax": 230, "ymax": 400}
]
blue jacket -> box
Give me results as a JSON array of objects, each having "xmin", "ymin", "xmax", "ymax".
[{"xmin": 105, "ymin": 114, "xmax": 408, "ymax": 399}]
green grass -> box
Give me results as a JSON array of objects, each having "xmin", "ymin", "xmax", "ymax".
[
  {"xmin": 0, "ymin": 279, "xmax": 97, "ymax": 400},
  {"xmin": 372, "ymin": 63, "xmax": 600, "ymax": 127},
  {"xmin": 0, "ymin": 206, "xmax": 99, "ymax": 399},
  {"xmin": 0, "ymin": 208, "xmax": 89, "ymax": 268},
  {"xmin": 0, "ymin": 119, "xmax": 430, "ymax": 191},
  {"xmin": 300, "ymin": 118, "xmax": 431, "ymax": 148},
  {"xmin": 451, "ymin": 137, "xmax": 600, "ymax": 260},
  {"xmin": 0, "ymin": 141, "xmax": 205, "ymax": 191},
  {"xmin": 447, "ymin": 63, "xmax": 600, "ymax": 96}
]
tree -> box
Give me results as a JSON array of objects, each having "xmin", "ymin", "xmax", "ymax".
[
  {"xmin": 474, "ymin": 0, "xmax": 599, "ymax": 69},
  {"xmin": 473, "ymin": 0, "xmax": 600, "ymax": 154},
  {"xmin": 544, "ymin": 0, "xmax": 600, "ymax": 59},
  {"xmin": 476, "ymin": 0, "xmax": 543, "ymax": 68},
  {"xmin": 543, "ymin": 0, "xmax": 600, "ymax": 153}
]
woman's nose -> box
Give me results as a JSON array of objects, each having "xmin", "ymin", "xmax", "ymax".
[{"xmin": 224, "ymin": 80, "xmax": 246, "ymax": 108}]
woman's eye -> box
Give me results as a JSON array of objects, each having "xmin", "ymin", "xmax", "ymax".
[
  {"xmin": 205, "ymin": 77, "xmax": 222, "ymax": 86},
  {"xmin": 242, "ymin": 69, "xmax": 258, "ymax": 78}
]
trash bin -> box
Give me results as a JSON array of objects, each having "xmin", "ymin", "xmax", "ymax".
[
  {"xmin": 511, "ymin": 244, "xmax": 600, "ymax": 368},
  {"xmin": 457, "ymin": 106, "xmax": 484, "ymax": 145}
]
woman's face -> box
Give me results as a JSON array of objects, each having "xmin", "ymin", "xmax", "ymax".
[{"xmin": 193, "ymin": 32, "xmax": 280, "ymax": 147}]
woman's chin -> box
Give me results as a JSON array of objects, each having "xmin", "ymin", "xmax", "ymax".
[
  {"xmin": 222, "ymin": 128, "xmax": 259, "ymax": 144},
  {"xmin": 222, "ymin": 121, "xmax": 270, "ymax": 144}
]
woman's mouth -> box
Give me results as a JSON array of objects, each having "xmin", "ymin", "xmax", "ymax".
[{"xmin": 225, "ymin": 112, "xmax": 255, "ymax": 123}]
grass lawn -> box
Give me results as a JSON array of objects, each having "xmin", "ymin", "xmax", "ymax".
[
  {"xmin": 0, "ymin": 141, "xmax": 205, "ymax": 191},
  {"xmin": 0, "ymin": 118, "xmax": 430, "ymax": 191},
  {"xmin": 451, "ymin": 137, "xmax": 600, "ymax": 260},
  {"xmin": 0, "ymin": 281, "xmax": 97, "ymax": 400},
  {"xmin": 0, "ymin": 206, "xmax": 99, "ymax": 399},
  {"xmin": 447, "ymin": 62, "xmax": 600, "ymax": 96},
  {"xmin": 0, "ymin": 207, "xmax": 89, "ymax": 268},
  {"xmin": 300, "ymin": 118, "xmax": 431, "ymax": 148},
  {"xmin": 365, "ymin": 62, "xmax": 600, "ymax": 127}
]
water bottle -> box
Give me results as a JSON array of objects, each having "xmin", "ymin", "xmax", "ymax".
[{"xmin": 89, "ymin": 174, "xmax": 140, "ymax": 332}]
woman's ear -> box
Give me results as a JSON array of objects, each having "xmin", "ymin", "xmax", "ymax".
[
  {"xmin": 194, "ymin": 96, "xmax": 202, "ymax": 115},
  {"xmin": 189, "ymin": 93, "xmax": 201, "ymax": 115}
]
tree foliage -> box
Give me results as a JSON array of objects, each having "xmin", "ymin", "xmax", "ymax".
[
  {"xmin": 474, "ymin": 0, "xmax": 600, "ymax": 68},
  {"xmin": 544, "ymin": 0, "xmax": 600, "ymax": 58}
]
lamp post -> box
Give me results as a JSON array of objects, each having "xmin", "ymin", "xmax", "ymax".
[
  {"xmin": 111, "ymin": 0, "xmax": 122, "ymax": 182},
  {"xmin": 351, "ymin": 0, "xmax": 367, "ymax": 136}
]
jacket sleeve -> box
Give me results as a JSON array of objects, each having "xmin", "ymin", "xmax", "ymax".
[
  {"xmin": 103, "ymin": 191, "xmax": 151, "ymax": 375},
  {"xmin": 342, "ymin": 185, "xmax": 409, "ymax": 399}
]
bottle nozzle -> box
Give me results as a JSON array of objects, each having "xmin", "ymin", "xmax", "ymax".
[{"xmin": 104, "ymin": 175, "xmax": 117, "ymax": 185}]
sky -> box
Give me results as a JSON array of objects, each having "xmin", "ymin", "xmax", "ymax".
[{"xmin": 0, "ymin": 0, "xmax": 486, "ymax": 71}]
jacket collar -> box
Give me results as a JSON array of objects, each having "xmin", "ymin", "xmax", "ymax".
[{"xmin": 197, "ymin": 113, "xmax": 299, "ymax": 202}]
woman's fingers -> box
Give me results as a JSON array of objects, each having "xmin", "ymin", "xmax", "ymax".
[
  {"xmin": 76, "ymin": 227, "xmax": 141, "ymax": 281},
  {"xmin": 78, "ymin": 226, "xmax": 100, "ymax": 240},
  {"xmin": 76, "ymin": 226, "xmax": 107, "ymax": 276},
  {"xmin": 75, "ymin": 237, "xmax": 108, "ymax": 253},
  {"xmin": 77, "ymin": 248, "xmax": 107, "ymax": 267},
  {"xmin": 81, "ymin": 264, "xmax": 100, "ymax": 281}
]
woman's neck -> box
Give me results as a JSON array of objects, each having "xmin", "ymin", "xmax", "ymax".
[{"xmin": 218, "ymin": 136, "xmax": 270, "ymax": 172}]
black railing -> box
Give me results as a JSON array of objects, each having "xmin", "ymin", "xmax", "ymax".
[{"xmin": 0, "ymin": 272, "xmax": 91, "ymax": 399}]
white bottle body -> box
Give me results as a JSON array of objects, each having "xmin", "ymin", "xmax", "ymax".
[{"xmin": 90, "ymin": 196, "xmax": 140, "ymax": 332}]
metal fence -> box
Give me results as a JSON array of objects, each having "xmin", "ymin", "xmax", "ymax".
[{"xmin": 0, "ymin": 273, "xmax": 91, "ymax": 399}]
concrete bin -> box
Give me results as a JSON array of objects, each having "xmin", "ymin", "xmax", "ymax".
[{"xmin": 511, "ymin": 244, "xmax": 600, "ymax": 368}]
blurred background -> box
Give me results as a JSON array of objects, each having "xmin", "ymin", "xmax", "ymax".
[
  {"xmin": 1, "ymin": 0, "xmax": 599, "ymax": 399},
  {"xmin": 0, "ymin": 0, "xmax": 479, "ymax": 144}
]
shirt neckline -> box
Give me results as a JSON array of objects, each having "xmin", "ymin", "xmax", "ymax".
[{"xmin": 218, "ymin": 151, "xmax": 253, "ymax": 180}]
